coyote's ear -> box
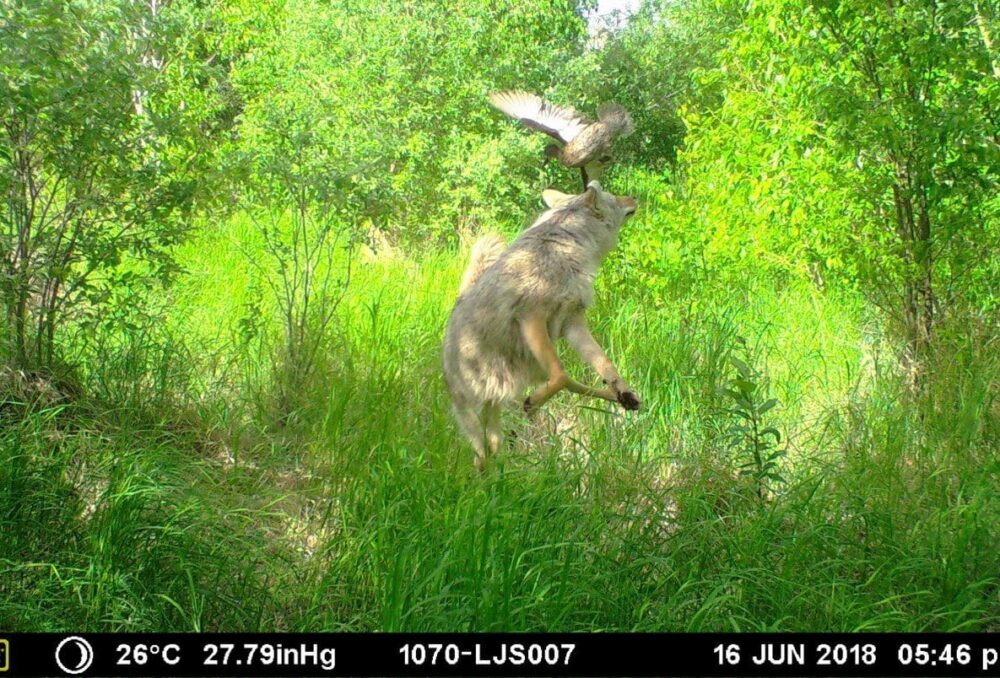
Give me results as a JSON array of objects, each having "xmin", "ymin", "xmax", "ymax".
[
  {"xmin": 583, "ymin": 183, "xmax": 599, "ymax": 209},
  {"xmin": 542, "ymin": 188, "xmax": 574, "ymax": 208}
]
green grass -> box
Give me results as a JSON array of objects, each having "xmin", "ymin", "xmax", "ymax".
[{"xmin": 3, "ymin": 204, "xmax": 999, "ymax": 632}]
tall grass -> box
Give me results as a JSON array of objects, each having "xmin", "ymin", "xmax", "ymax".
[{"xmin": 2, "ymin": 200, "xmax": 998, "ymax": 631}]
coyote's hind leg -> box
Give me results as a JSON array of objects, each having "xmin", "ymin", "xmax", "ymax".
[
  {"xmin": 452, "ymin": 402, "xmax": 487, "ymax": 471},
  {"xmin": 519, "ymin": 313, "xmax": 620, "ymax": 414},
  {"xmin": 484, "ymin": 401, "xmax": 502, "ymax": 463},
  {"xmin": 453, "ymin": 400, "xmax": 503, "ymax": 472}
]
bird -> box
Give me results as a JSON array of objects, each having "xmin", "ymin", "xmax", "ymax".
[{"xmin": 488, "ymin": 90, "xmax": 635, "ymax": 189}]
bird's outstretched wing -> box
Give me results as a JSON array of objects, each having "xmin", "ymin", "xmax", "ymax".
[{"xmin": 488, "ymin": 91, "xmax": 591, "ymax": 143}]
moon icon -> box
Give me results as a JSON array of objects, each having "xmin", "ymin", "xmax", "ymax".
[{"xmin": 55, "ymin": 636, "xmax": 94, "ymax": 674}]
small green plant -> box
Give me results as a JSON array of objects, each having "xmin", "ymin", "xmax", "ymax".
[{"xmin": 722, "ymin": 337, "xmax": 786, "ymax": 500}]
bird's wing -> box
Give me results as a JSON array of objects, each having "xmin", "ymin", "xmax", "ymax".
[{"xmin": 488, "ymin": 91, "xmax": 591, "ymax": 143}]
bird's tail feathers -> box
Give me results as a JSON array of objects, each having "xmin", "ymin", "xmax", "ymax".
[{"xmin": 596, "ymin": 102, "xmax": 635, "ymax": 137}]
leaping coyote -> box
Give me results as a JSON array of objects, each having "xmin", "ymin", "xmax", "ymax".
[{"xmin": 442, "ymin": 181, "xmax": 641, "ymax": 471}]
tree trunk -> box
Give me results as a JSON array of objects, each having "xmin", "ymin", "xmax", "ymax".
[
  {"xmin": 914, "ymin": 183, "xmax": 934, "ymax": 353},
  {"xmin": 892, "ymin": 171, "xmax": 934, "ymax": 390}
]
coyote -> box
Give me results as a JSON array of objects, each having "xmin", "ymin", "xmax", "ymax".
[
  {"xmin": 488, "ymin": 90, "xmax": 635, "ymax": 189},
  {"xmin": 442, "ymin": 181, "xmax": 641, "ymax": 471}
]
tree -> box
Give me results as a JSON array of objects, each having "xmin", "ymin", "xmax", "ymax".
[
  {"xmin": 803, "ymin": 0, "xmax": 1000, "ymax": 375},
  {"xmin": 655, "ymin": 0, "xmax": 1000, "ymax": 379},
  {"xmin": 221, "ymin": 0, "xmax": 595, "ymax": 243},
  {"xmin": 0, "ymin": 0, "xmax": 223, "ymax": 370},
  {"xmin": 570, "ymin": 0, "xmax": 743, "ymax": 169}
]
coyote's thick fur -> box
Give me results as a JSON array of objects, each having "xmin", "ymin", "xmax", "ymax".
[{"xmin": 442, "ymin": 181, "xmax": 641, "ymax": 471}]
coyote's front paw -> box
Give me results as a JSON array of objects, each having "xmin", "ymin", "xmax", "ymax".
[
  {"xmin": 608, "ymin": 378, "xmax": 641, "ymax": 411},
  {"xmin": 617, "ymin": 389, "xmax": 641, "ymax": 411},
  {"xmin": 610, "ymin": 380, "xmax": 640, "ymax": 411}
]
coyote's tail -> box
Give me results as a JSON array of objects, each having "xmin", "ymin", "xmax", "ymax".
[
  {"xmin": 459, "ymin": 234, "xmax": 506, "ymax": 294},
  {"xmin": 596, "ymin": 102, "xmax": 635, "ymax": 137}
]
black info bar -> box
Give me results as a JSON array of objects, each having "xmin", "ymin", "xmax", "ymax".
[{"xmin": 2, "ymin": 633, "xmax": 1000, "ymax": 677}]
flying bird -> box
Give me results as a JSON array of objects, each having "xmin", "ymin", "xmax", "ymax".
[{"xmin": 489, "ymin": 90, "xmax": 635, "ymax": 189}]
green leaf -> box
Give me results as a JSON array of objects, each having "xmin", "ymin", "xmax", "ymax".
[
  {"xmin": 761, "ymin": 427, "xmax": 782, "ymax": 442},
  {"xmin": 758, "ymin": 398, "xmax": 778, "ymax": 414},
  {"xmin": 730, "ymin": 356, "xmax": 751, "ymax": 377}
]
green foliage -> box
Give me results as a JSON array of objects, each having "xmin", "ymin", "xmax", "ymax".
[
  {"xmin": 569, "ymin": 0, "xmax": 743, "ymax": 168},
  {"xmin": 3, "ymin": 0, "xmax": 999, "ymax": 637},
  {"xmin": 244, "ymin": 208, "xmax": 355, "ymax": 425},
  {"xmin": 657, "ymin": 0, "xmax": 1000, "ymax": 369},
  {"xmin": 221, "ymin": 0, "xmax": 594, "ymax": 241},
  {"xmin": 0, "ymin": 0, "xmax": 223, "ymax": 369},
  {"xmin": 722, "ymin": 338, "xmax": 786, "ymax": 500}
]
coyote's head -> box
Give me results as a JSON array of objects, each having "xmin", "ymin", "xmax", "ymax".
[{"xmin": 542, "ymin": 180, "xmax": 637, "ymax": 232}]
